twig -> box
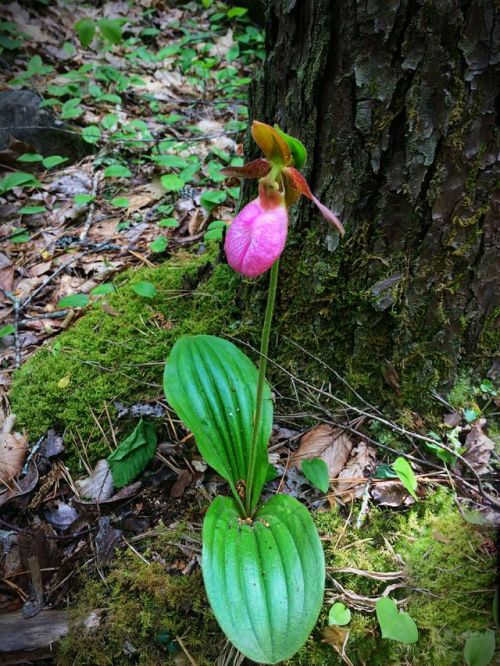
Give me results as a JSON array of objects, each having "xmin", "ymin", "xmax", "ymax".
[
  {"xmin": 175, "ymin": 635, "xmax": 198, "ymax": 666},
  {"xmin": 355, "ymin": 479, "xmax": 372, "ymax": 529},
  {"xmin": 79, "ymin": 171, "xmax": 101, "ymax": 242}
]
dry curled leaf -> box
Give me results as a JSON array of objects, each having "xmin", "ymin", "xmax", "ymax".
[
  {"xmin": 371, "ymin": 480, "xmax": 415, "ymax": 507},
  {"xmin": 334, "ymin": 442, "xmax": 376, "ymax": 501},
  {"xmin": 75, "ymin": 459, "xmax": 114, "ymax": 502},
  {"xmin": 0, "ymin": 411, "xmax": 28, "ymax": 484},
  {"xmin": 290, "ymin": 424, "xmax": 353, "ymax": 478},
  {"xmin": 464, "ymin": 419, "xmax": 494, "ymax": 475}
]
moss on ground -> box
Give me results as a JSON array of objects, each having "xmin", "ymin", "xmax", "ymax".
[
  {"xmin": 11, "ymin": 246, "xmax": 241, "ymax": 467},
  {"xmin": 59, "ymin": 490, "xmax": 497, "ymax": 665}
]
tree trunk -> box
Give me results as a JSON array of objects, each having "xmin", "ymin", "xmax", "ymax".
[{"xmin": 248, "ymin": 0, "xmax": 499, "ymax": 408}]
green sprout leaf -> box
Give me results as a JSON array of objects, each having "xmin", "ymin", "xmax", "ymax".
[
  {"xmin": 9, "ymin": 227, "xmax": 30, "ymax": 243},
  {"xmin": 82, "ymin": 125, "xmax": 101, "ymax": 144},
  {"xmin": 161, "ymin": 174, "xmax": 185, "ymax": 191},
  {"xmin": 74, "ymin": 194, "xmax": 96, "ymax": 207},
  {"xmin": 91, "ymin": 282, "xmax": 117, "ymax": 296},
  {"xmin": 42, "ymin": 155, "xmax": 68, "ymax": 169},
  {"xmin": 200, "ymin": 189, "xmax": 226, "ymax": 210},
  {"xmin": 0, "ymin": 324, "xmax": 15, "ymax": 337},
  {"xmin": 104, "ymin": 164, "xmax": 132, "ymax": 178},
  {"xmin": 18, "ymin": 205, "xmax": 46, "ymax": 215},
  {"xmin": 376, "ymin": 597, "xmax": 418, "ymax": 644},
  {"xmin": 150, "ymin": 236, "xmax": 168, "ymax": 253},
  {"xmin": 392, "ymin": 456, "xmax": 418, "ymax": 500},
  {"xmin": 302, "ymin": 457, "xmax": 329, "ymax": 493},
  {"xmin": 17, "ymin": 153, "xmax": 43, "ymax": 163},
  {"xmin": 0, "ymin": 172, "xmax": 40, "ymax": 194},
  {"xmin": 158, "ymin": 217, "xmax": 179, "ymax": 228},
  {"xmin": 110, "ymin": 197, "xmax": 129, "ymax": 208},
  {"xmin": 107, "ymin": 419, "xmax": 157, "ymax": 488},
  {"xmin": 132, "ymin": 281, "xmax": 157, "ymax": 298},
  {"xmin": 75, "ymin": 17, "xmax": 96, "ymax": 47},
  {"xmin": 464, "ymin": 629, "xmax": 496, "ymax": 666},
  {"xmin": 328, "ymin": 602, "xmax": 351, "ymax": 626},
  {"xmin": 97, "ymin": 18, "xmax": 122, "ymax": 45},
  {"xmin": 57, "ymin": 293, "xmax": 90, "ymax": 309}
]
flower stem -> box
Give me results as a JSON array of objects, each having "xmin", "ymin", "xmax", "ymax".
[{"xmin": 245, "ymin": 259, "xmax": 279, "ymax": 515}]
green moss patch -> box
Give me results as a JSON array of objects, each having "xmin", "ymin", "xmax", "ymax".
[
  {"xmin": 11, "ymin": 247, "xmax": 240, "ymax": 466},
  {"xmin": 58, "ymin": 492, "xmax": 496, "ymax": 665},
  {"xmin": 289, "ymin": 490, "xmax": 496, "ymax": 665}
]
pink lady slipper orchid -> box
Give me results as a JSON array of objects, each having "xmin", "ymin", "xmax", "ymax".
[{"xmin": 221, "ymin": 121, "xmax": 344, "ymax": 278}]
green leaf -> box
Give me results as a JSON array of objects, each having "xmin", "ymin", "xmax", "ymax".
[
  {"xmin": 104, "ymin": 164, "xmax": 132, "ymax": 178},
  {"xmin": 464, "ymin": 629, "xmax": 495, "ymax": 666},
  {"xmin": 57, "ymin": 293, "xmax": 89, "ymax": 309},
  {"xmin": 150, "ymin": 236, "xmax": 168, "ymax": 253},
  {"xmin": 74, "ymin": 194, "xmax": 96, "ymax": 206},
  {"xmin": 75, "ymin": 17, "xmax": 95, "ymax": 47},
  {"xmin": 200, "ymin": 189, "xmax": 226, "ymax": 210},
  {"xmin": 91, "ymin": 282, "xmax": 116, "ymax": 296},
  {"xmin": 152, "ymin": 155, "xmax": 188, "ymax": 168},
  {"xmin": 107, "ymin": 419, "xmax": 157, "ymax": 488},
  {"xmin": 328, "ymin": 602, "xmax": 351, "ymax": 626},
  {"xmin": 97, "ymin": 18, "xmax": 122, "ymax": 45},
  {"xmin": 374, "ymin": 463, "xmax": 398, "ymax": 479},
  {"xmin": 464, "ymin": 408, "xmax": 480, "ymax": 423},
  {"xmin": 132, "ymin": 281, "xmax": 157, "ymax": 298},
  {"xmin": 227, "ymin": 7, "xmax": 248, "ymax": 18},
  {"xmin": 392, "ymin": 456, "xmax": 418, "ymax": 500},
  {"xmin": 0, "ymin": 172, "xmax": 40, "ymax": 194},
  {"xmin": 17, "ymin": 153, "xmax": 43, "ymax": 162},
  {"xmin": 274, "ymin": 125, "xmax": 307, "ymax": 169},
  {"xmin": 161, "ymin": 174, "xmax": 185, "ymax": 191},
  {"xmin": 9, "ymin": 227, "xmax": 30, "ymax": 243},
  {"xmin": 164, "ymin": 335, "xmax": 272, "ymax": 511},
  {"xmin": 158, "ymin": 217, "xmax": 179, "ymax": 228},
  {"xmin": 0, "ymin": 324, "xmax": 15, "ymax": 337},
  {"xmin": 18, "ymin": 205, "xmax": 46, "ymax": 215},
  {"xmin": 202, "ymin": 494, "xmax": 325, "ymax": 663},
  {"xmin": 82, "ymin": 125, "xmax": 101, "ymax": 144},
  {"xmin": 61, "ymin": 98, "xmax": 83, "ymax": 120},
  {"xmin": 110, "ymin": 197, "xmax": 129, "ymax": 208},
  {"xmin": 42, "ymin": 155, "xmax": 68, "ymax": 169},
  {"xmin": 376, "ymin": 597, "xmax": 418, "ymax": 644},
  {"xmin": 302, "ymin": 458, "xmax": 329, "ymax": 493}
]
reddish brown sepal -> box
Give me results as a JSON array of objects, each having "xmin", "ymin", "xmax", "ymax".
[
  {"xmin": 284, "ymin": 167, "xmax": 345, "ymax": 235},
  {"xmin": 220, "ymin": 158, "xmax": 271, "ymax": 180}
]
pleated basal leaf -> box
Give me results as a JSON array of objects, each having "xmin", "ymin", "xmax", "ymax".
[
  {"xmin": 202, "ymin": 493, "xmax": 325, "ymax": 664},
  {"xmin": 164, "ymin": 335, "xmax": 272, "ymax": 510}
]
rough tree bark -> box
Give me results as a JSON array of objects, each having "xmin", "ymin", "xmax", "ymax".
[{"xmin": 247, "ymin": 0, "xmax": 499, "ymax": 408}]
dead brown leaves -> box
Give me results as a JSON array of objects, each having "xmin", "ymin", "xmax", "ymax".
[
  {"xmin": 290, "ymin": 424, "xmax": 353, "ymax": 478},
  {"xmin": 0, "ymin": 410, "xmax": 27, "ymax": 484}
]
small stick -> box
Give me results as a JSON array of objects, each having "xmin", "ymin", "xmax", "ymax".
[
  {"xmin": 355, "ymin": 479, "xmax": 372, "ymax": 529},
  {"xmin": 79, "ymin": 171, "xmax": 100, "ymax": 242},
  {"xmin": 175, "ymin": 635, "xmax": 198, "ymax": 666}
]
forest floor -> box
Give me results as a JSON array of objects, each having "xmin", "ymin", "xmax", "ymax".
[{"xmin": 0, "ymin": 1, "xmax": 498, "ymax": 665}]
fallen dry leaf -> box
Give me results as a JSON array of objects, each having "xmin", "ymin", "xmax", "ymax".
[
  {"xmin": 75, "ymin": 459, "xmax": 114, "ymax": 502},
  {"xmin": 187, "ymin": 209, "xmax": 206, "ymax": 236},
  {"xmin": 464, "ymin": 419, "xmax": 495, "ymax": 474},
  {"xmin": 0, "ymin": 410, "xmax": 28, "ymax": 484},
  {"xmin": 334, "ymin": 442, "xmax": 376, "ymax": 501},
  {"xmin": 290, "ymin": 424, "xmax": 353, "ymax": 478},
  {"xmin": 371, "ymin": 480, "xmax": 415, "ymax": 507},
  {"xmin": 170, "ymin": 469, "xmax": 193, "ymax": 498},
  {"xmin": 0, "ymin": 253, "xmax": 14, "ymax": 293}
]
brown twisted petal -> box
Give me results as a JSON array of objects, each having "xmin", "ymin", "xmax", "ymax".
[
  {"xmin": 284, "ymin": 167, "xmax": 345, "ymax": 236},
  {"xmin": 220, "ymin": 158, "xmax": 272, "ymax": 180}
]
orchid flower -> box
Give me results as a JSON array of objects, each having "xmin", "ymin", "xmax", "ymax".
[{"xmin": 222, "ymin": 121, "xmax": 344, "ymax": 278}]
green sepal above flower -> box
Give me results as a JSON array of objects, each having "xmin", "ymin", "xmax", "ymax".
[{"xmin": 274, "ymin": 124, "xmax": 307, "ymax": 169}]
